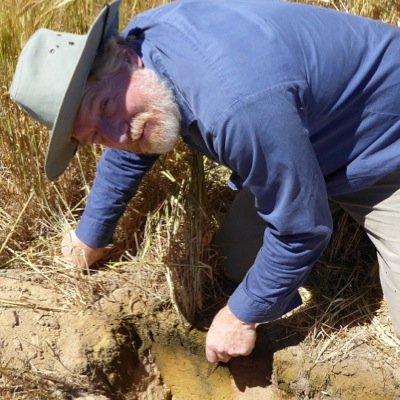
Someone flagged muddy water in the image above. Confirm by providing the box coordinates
[151,342,233,399]
[151,341,291,400]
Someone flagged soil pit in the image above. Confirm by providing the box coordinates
[0,268,399,400]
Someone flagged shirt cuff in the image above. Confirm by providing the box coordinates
[227,282,303,323]
[75,213,118,248]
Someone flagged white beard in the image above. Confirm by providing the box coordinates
[127,68,181,154]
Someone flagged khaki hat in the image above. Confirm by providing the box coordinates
[9,0,121,180]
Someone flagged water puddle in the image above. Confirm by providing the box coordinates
[151,341,290,400]
[151,342,233,400]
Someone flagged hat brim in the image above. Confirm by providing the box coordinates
[45,0,120,181]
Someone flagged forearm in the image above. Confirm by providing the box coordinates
[76,148,158,247]
[228,229,332,323]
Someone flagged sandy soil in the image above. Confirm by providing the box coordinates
[0,267,399,400]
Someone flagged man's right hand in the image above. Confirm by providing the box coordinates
[61,230,110,269]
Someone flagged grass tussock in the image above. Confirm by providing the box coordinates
[1,0,400,397]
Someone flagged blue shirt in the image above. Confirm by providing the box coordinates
[76,0,400,323]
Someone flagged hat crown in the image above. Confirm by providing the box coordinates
[10,29,86,129]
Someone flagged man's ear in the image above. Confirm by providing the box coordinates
[121,47,144,68]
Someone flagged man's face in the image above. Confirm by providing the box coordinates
[72,60,181,155]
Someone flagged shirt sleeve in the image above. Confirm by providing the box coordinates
[212,84,333,323]
[75,148,159,248]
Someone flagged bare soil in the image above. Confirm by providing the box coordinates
[0,265,399,400]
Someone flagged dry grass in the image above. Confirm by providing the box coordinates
[1,0,400,397]
[0,0,224,320]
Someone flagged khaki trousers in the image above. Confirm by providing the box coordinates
[215,171,400,335]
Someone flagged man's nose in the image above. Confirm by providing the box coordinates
[96,119,129,145]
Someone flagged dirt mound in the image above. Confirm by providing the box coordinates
[273,335,400,399]
[0,269,170,399]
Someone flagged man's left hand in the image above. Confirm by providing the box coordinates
[205,304,257,363]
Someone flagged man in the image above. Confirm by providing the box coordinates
[10,0,400,364]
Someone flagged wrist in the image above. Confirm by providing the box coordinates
[224,304,257,328]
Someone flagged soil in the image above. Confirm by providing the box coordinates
[0,266,399,400]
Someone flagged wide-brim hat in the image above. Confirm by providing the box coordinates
[9,0,121,180]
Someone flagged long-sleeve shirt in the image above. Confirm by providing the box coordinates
[76,0,400,323]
